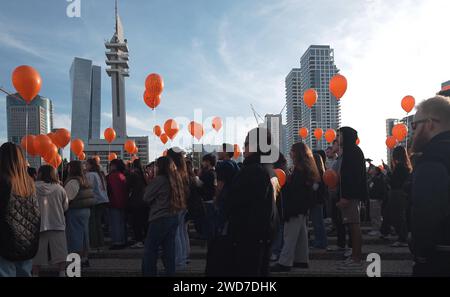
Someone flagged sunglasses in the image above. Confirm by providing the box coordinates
[411,118,440,130]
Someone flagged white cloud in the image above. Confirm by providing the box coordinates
[53,113,71,130]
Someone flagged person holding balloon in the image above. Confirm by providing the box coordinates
[271,142,320,272]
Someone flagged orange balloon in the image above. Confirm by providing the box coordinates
[21,135,37,156]
[104,128,116,143]
[145,73,164,96]
[392,124,408,142]
[71,139,84,156]
[314,128,323,140]
[108,153,118,161]
[323,169,338,189]
[356,138,360,145]
[43,143,58,162]
[143,89,161,110]
[298,128,308,139]
[78,152,86,161]
[304,88,317,108]
[160,133,169,144]
[386,136,398,149]
[48,154,62,169]
[124,140,136,154]
[274,169,286,187]
[153,125,162,137]
[47,132,59,146]
[12,65,42,103]
[233,144,240,160]
[34,134,53,157]
[329,74,347,100]
[324,129,336,143]
[164,119,179,140]
[54,128,71,148]
[212,117,222,132]
[188,121,204,141]
[401,95,415,113]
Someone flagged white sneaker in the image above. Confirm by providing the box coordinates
[337,259,363,271]
[368,230,380,237]
[131,242,145,249]
[344,248,352,258]
[391,241,408,248]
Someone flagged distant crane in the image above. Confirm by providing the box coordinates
[250,104,264,125]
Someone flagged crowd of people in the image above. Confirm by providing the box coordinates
[0,96,449,277]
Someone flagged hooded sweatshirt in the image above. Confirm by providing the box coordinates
[35,181,69,232]
[338,127,368,201]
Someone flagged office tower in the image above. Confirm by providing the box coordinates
[6,93,53,168]
[285,68,302,156]
[299,45,340,151]
[70,57,101,144]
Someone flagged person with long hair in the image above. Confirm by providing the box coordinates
[142,157,186,276]
[311,153,328,250]
[32,165,69,277]
[271,142,320,272]
[64,161,95,267]
[0,143,40,277]
[127,159,149,249]
[86,158,109,251]
[106,159,129,250]
[387,146,412,247]
[167,148,190,270]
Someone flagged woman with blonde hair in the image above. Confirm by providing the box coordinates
[0,143,40,277]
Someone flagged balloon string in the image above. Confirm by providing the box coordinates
[153,108,156,162]
[25,105,29,163]
[406,113,409,152]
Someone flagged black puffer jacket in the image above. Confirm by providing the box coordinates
[0,180,40,261]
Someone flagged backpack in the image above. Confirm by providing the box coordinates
[0,193,40,261]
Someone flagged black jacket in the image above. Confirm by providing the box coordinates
[224,153,278,243]
[283,168,315,221]
[126,170,148,209]
[0,180,40,261]
[339,127,368,201]
[411,131,450,259]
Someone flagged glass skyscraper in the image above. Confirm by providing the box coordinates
[6,93,53,168]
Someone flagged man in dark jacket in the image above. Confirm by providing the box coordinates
[222,128,279,276]
[410,96,450,276]
[336,127,368,270]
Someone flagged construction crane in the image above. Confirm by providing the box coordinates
[250,104,264,125]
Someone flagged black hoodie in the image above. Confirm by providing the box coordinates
[338,127,368,201]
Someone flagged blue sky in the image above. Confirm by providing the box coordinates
[1,0,450,162]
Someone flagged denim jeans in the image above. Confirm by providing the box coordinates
[271,224,284,257]
[66,208,91,253]
[175,210,189,269]
[0,256,32,277]
[108,208,127,245]
[142,215,179,276]
[311,205,328,249]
